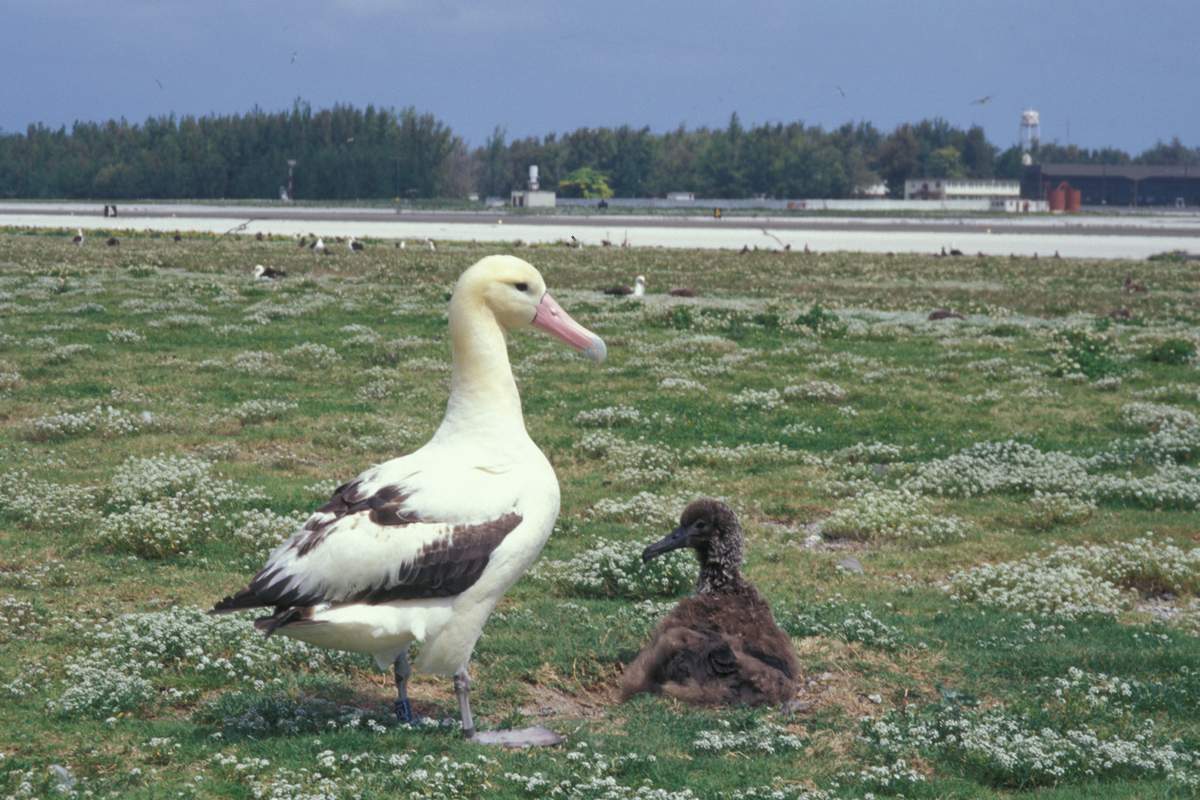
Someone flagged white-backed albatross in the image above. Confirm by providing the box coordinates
[212,255,606,746]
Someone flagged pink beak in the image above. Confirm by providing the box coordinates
[531,292,607,363]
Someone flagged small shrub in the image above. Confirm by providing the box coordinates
[1026,491,1096,530]
[794,304,846,337]
[539,537,694,598]
[1048,328,1119,379]
[1146,338,1197,365]
[822,490,969,545]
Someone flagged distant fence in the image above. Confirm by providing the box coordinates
[552,197,994,212]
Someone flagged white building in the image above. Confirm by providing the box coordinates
[510,190,557,208]
[904,179,1020,200]
[990,198,1049,213]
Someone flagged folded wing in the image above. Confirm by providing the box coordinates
[212,464,522,615]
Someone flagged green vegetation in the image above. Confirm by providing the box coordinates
[1,230,1198,798]
[557,166,615,199]
[3,103,1198,201]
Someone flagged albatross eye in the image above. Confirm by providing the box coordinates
[514,282,529,292]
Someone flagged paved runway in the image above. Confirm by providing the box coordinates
[2,202,1198,260]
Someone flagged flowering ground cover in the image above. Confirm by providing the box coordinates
[1,228,1198,798]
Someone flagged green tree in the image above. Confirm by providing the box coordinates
[558,166,613,199]
[926,146,966,178]
[875,125,920,196]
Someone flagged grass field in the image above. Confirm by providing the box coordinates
[1,228,1198,799]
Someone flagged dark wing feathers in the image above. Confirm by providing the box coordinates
[348,513,521,603]
[210,478,522,618]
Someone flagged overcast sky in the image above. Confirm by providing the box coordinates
[1,0,1195,153]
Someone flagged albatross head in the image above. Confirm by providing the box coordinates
[454,255,607,363]
[253,264,265,278]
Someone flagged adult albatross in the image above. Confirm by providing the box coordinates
[212,255,606,746]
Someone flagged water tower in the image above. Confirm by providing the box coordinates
[1020,109,1040,152]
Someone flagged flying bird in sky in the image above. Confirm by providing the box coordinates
[290,51,298,64]
[971,94,993,105]
[154,78,163,90]
[835,85,846,98]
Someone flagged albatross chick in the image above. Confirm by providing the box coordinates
[621,499,800,706]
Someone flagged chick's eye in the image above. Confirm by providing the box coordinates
[514,282,529,292]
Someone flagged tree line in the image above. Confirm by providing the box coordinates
[0,102,1196,201]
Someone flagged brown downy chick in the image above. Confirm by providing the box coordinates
[621,499,800,706]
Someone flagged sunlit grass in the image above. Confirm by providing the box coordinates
[1,230,1198,798]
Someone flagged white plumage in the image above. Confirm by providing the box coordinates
[213,255,606,742]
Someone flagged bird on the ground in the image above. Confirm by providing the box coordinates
[349,237,365,252]
[71,228,84,246]
[106,237,119,247]
[253,264,287,280]
[298,237,308,248]
[668,287,697,298]
[311,238,326,254]
[603,275,646,297]
[621,499,800,707]
[568,235,581,249]
[426,238,437,252]
[397,240,406,250]
[928,308,965,321]
[740,245,751,255]
[949,247,964,257]
[173,232,182,243]
[1123,274,1147,293]
[211,256,606,746]
[1109,306,1133,321]
[256,232,265,241]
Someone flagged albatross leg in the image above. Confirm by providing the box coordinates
[453,667,475,739]
[455,666,564,748]
[393,650,417,724]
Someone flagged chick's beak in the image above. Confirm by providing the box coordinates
[531,292,607,363]
[642,525,690,563]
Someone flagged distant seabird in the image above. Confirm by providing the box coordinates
[603,275,645,297]
[426,238,437,252]
[311,237,326,254]
[72,228,84,246]
[106,237,119,247]
[253,264,287,280]
[349,237,365,251]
